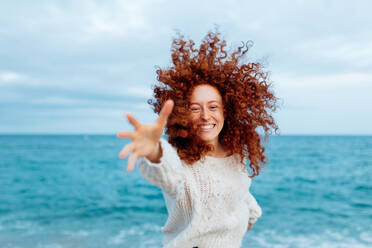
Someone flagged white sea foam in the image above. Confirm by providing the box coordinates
[14,220,34,229]
[108,223,162,245]
[360,232,372,243]
[63,229,90,237]
[108,230,127,245]
[35,236,87,248]
[12,220,43,234]
[1,244,22,248]
[36,243,64,248]
[139,239,163,248]
[245,229,372,248]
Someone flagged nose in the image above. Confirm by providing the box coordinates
[201,108,210,120]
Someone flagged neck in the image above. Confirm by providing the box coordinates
[206,140,228,158]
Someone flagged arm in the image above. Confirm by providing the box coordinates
[117,100,184,196]
[117,99,174,172]
[245,190,262,225]
[137,138,184,197]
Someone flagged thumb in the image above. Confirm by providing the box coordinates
[157,100,174,127]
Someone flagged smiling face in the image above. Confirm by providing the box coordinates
[189,84,225,146]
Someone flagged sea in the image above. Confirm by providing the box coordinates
[0,135,371,248]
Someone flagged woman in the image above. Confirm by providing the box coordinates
[118,31,278,248]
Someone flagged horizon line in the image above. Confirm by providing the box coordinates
[0,133,371,136]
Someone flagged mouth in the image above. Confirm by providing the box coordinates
[199,124,216,131]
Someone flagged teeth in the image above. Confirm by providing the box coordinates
[201,124,215,130]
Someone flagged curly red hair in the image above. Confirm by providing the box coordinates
[148,30,279,177]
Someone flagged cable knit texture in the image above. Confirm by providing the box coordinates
[137,139,262,248]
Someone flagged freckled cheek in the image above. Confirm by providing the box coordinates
[190,114,199,123]
[189,115,202,127]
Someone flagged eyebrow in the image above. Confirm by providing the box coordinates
[190,100,221,104]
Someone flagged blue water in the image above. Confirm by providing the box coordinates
[0,135,371,248]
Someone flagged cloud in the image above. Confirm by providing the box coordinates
[0,71,23,83]
[292,36,372,71]
[271,71,372,134]
[0,0,371,134]
[274,72,372,110]
[276,72,372,88]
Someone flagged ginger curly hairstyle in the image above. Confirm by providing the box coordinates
[148,30,279,177]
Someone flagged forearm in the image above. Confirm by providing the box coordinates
[138,139,184,197]
[145,141,162,163]
[245,191,262,224]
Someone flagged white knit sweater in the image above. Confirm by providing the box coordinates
[137,139,262,248]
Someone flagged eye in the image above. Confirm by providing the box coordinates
[209,105,218,110]
[190,106,201,112]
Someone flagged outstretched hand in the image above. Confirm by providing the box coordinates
[248,223,253,231]
[117,100,174,172]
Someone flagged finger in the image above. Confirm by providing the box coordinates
[248,223,253,230]
[157,100,174,127]
[117,131,134,139]
[126,113,141,129]
[119,143,134,159]
[127,153,138,172]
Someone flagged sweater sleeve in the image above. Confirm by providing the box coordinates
[245,190,262,224]
[137,138,184,198]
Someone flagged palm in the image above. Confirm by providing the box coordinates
[131,123,162,156]
[117,100,174,172]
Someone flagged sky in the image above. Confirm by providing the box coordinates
[1,0,371,135]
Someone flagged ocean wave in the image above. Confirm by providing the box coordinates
[245,229,372,248]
